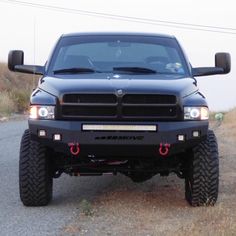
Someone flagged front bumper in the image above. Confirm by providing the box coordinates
[29,120,208,158]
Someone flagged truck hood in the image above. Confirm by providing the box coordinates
[38,73,198,99]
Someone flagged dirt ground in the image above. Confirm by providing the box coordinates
[62,119,236,236]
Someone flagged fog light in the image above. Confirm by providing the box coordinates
[38,130,46,137]
[53,134,61,141]
[178,134,185,142]
[193,131,200,138]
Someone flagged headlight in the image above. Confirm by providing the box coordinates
[29,106,55,119]
[184,107,209,120]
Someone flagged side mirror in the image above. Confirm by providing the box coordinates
[192,52,231,77]
[8,50,24,71]
[8,50,44,75]
[215,52,231,74]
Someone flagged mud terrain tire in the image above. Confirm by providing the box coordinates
[19,129,53,206]
[185,130,219,206]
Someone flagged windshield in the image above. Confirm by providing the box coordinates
[48,35,189,76]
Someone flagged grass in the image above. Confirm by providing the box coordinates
[0,90,15,115]
[224,108,236,124]
[0,62,38,116]
[214,108,236,138]
[79,199,94,216]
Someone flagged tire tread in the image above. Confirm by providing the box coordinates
[185,130,219,206]
[19,130,52,206]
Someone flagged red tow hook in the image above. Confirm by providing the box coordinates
[68,142,80,156]
[159,143,171,157]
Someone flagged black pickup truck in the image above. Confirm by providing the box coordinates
[8,32,230,206]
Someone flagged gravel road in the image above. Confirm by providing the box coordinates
[0,120,115,236]
[1,120,236,236]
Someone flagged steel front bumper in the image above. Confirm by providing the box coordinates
[29,120,208,157]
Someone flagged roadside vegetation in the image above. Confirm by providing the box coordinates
[0,62,38,116]
[217,108,236,142]
[210,108,236,138]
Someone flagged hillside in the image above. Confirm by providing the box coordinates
[0,63,38,116]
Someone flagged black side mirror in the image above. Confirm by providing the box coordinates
[8,50,24,71]
[192,52,231,77]
[215,52,231,74]
[8,50,44,75]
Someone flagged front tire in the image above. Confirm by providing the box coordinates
[185,130,219,206]
[19,130,53,206]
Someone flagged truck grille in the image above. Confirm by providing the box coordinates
[60,94,179,120]
[63,94,117,104]
[122,94,176,104]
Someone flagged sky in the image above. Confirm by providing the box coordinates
[0,0,235,111]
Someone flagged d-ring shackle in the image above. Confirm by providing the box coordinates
[68,142,80,156]
[159,143,171,156]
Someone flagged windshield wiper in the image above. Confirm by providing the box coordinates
[53,67,99,74]
[113,67,157,74]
